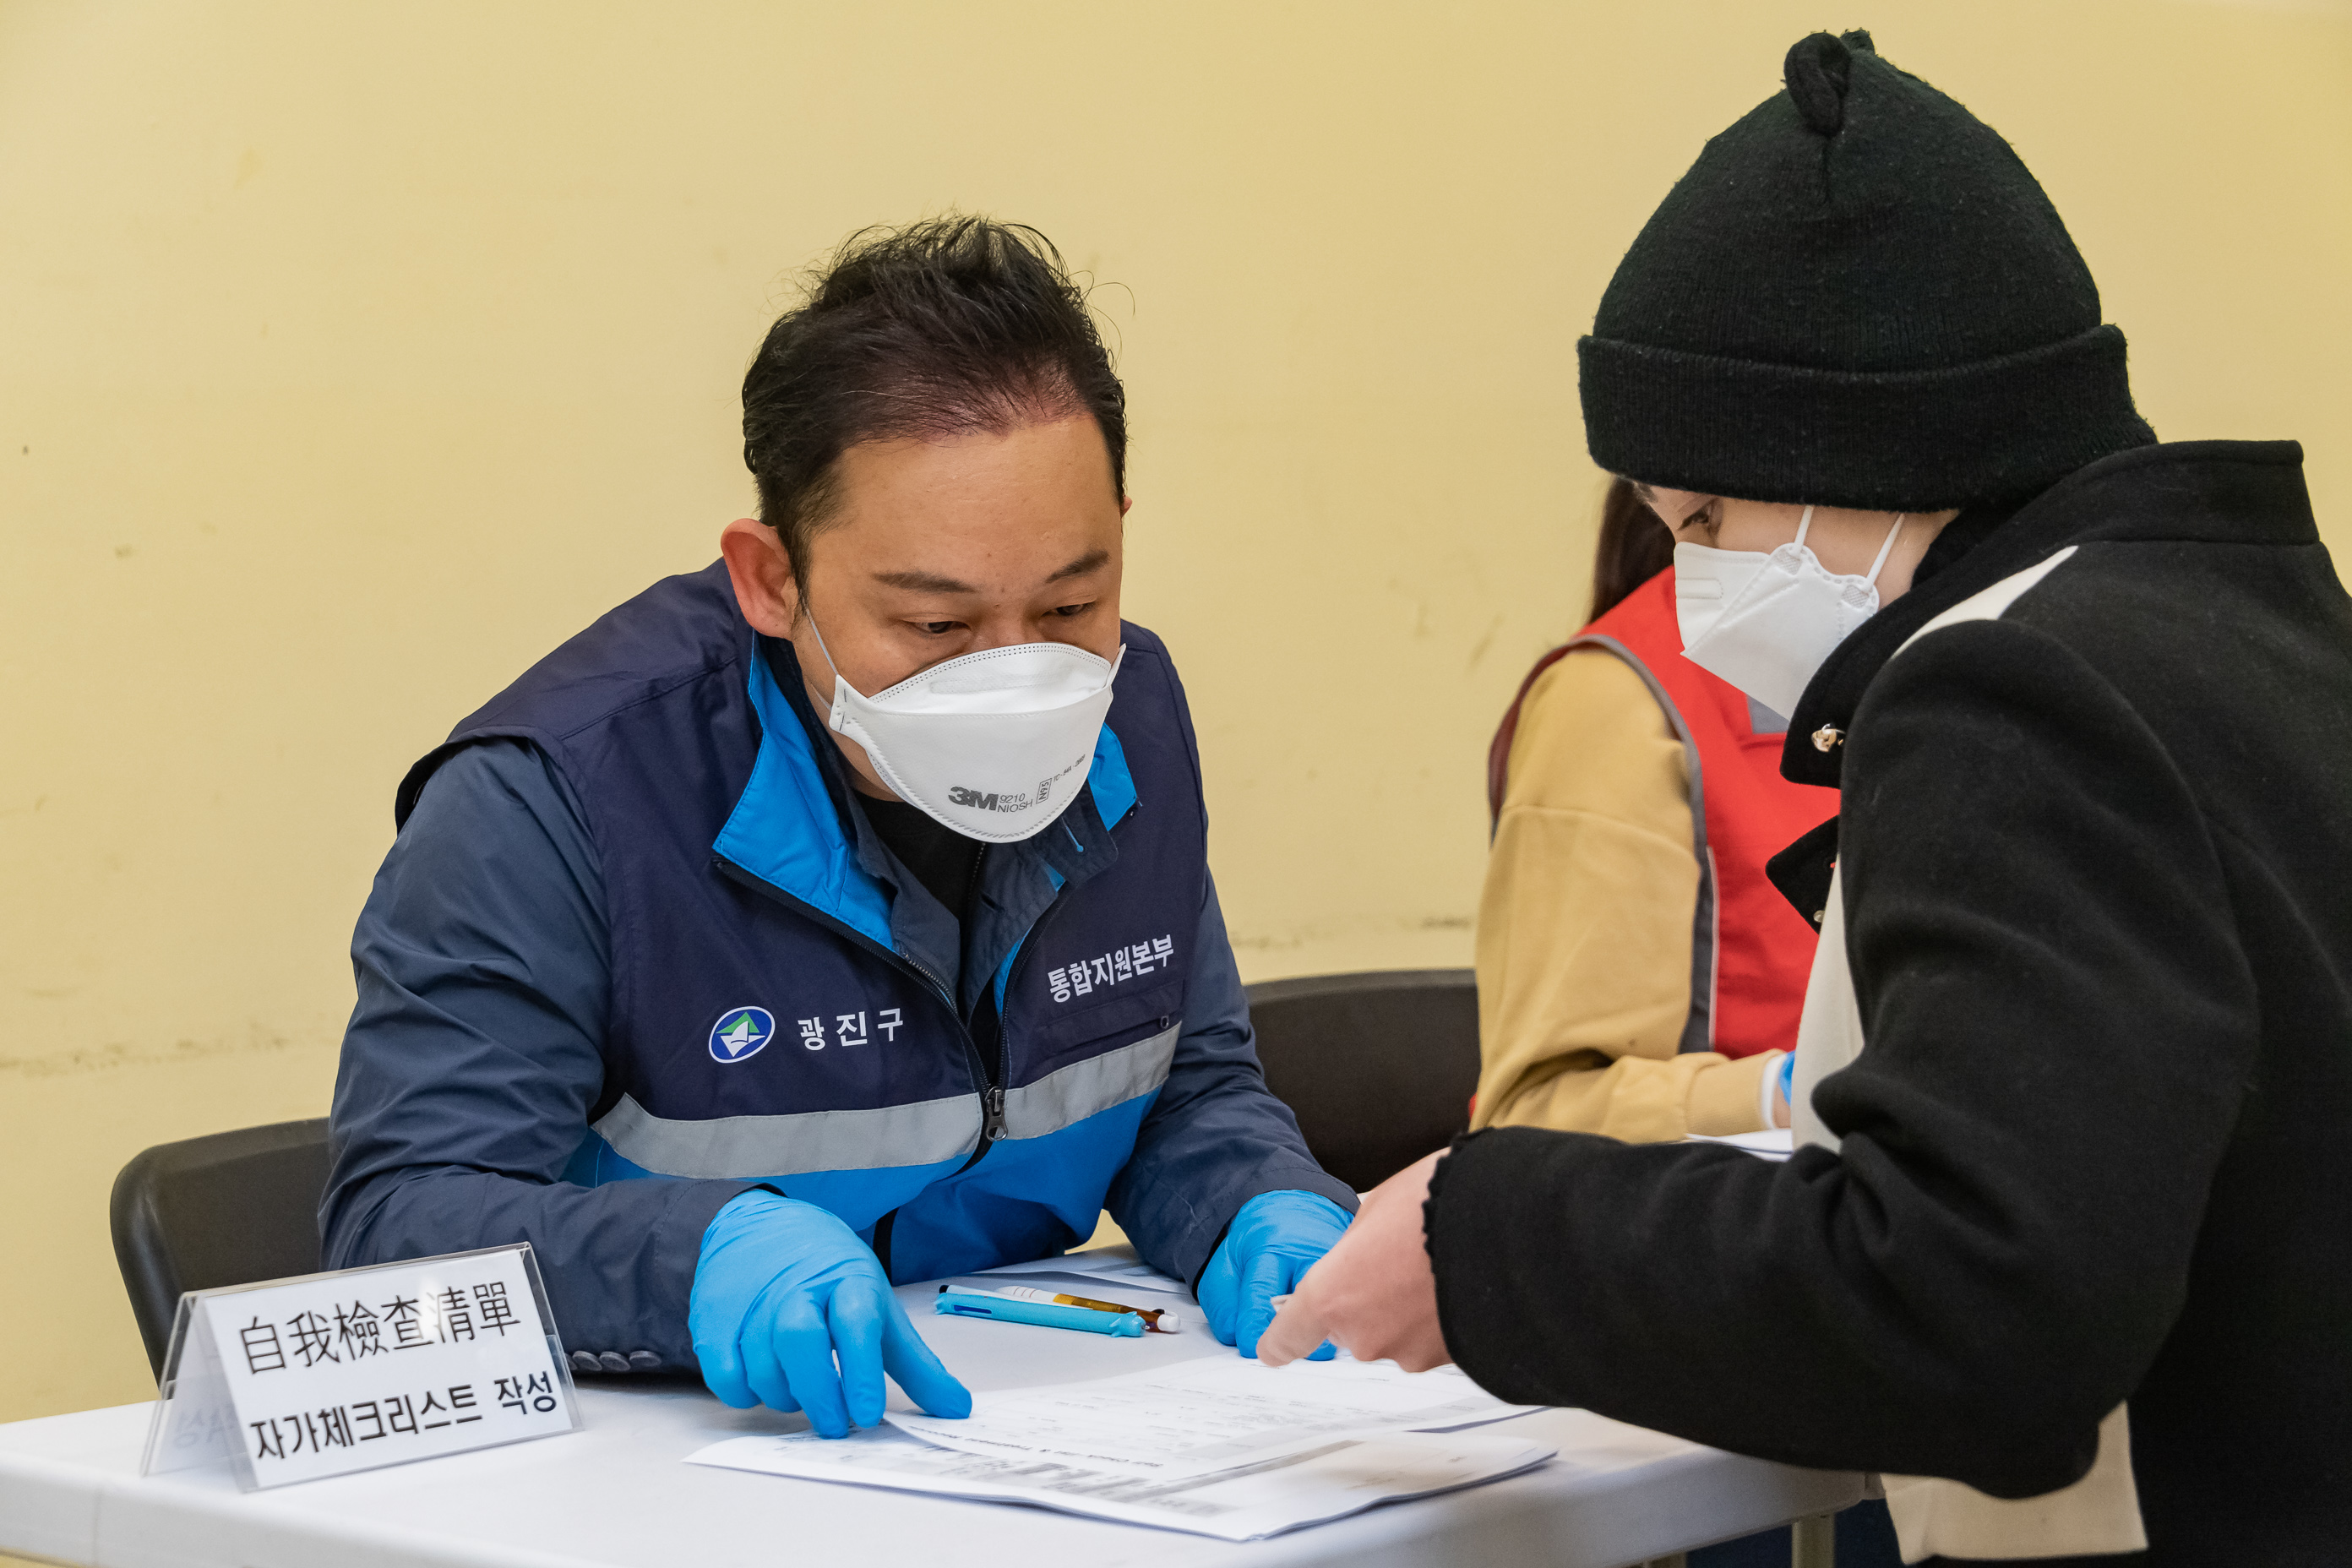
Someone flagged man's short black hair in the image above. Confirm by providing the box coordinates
[742,216,1126,579]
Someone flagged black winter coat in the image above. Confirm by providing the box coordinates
[1428,441,2352,1565]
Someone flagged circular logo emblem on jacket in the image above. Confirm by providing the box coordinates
[708,1006,775,1064]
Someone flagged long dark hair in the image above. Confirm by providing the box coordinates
[1587,476,1674,623]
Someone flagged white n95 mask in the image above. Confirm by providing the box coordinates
[1674,506,1907,721]
[803,612,1124,844]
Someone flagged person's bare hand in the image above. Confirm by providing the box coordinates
[1256,1150,1451,1371]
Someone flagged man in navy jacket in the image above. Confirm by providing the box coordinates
[324,218,1356,1436]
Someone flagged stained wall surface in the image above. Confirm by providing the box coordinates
[4,0,2348,1426]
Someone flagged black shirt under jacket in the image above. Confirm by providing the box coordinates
[856,792,987,922]
[1424,440,2352,1565]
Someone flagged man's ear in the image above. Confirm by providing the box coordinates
[720,518,800,638]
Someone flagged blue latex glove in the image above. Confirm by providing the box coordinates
[689,1191,972,1437]
[1196,1190,1353,1361]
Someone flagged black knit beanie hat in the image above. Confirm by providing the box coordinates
[1579,30,2154,511]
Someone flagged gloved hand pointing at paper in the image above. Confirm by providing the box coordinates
[1197,1190,1353,1360]
[689,1191,972,1437]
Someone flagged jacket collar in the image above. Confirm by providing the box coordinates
[1779,439,2314,787]
[715,633,1136,1006]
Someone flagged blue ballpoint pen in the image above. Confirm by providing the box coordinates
[934,1287,1146,1337]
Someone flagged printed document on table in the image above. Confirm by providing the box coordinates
[885,1353,1542,1478]
[687,1356,1550,1541]
[687,1421,1553,1543]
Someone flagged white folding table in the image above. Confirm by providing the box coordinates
[0,1263,1859,1568]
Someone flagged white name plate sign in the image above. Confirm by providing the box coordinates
[142,1243,581,1489]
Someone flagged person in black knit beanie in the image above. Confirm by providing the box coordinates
[1260,29,2352,1568]
[1582,29,2153,510]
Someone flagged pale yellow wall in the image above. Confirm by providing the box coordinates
[3,0,2346,1434]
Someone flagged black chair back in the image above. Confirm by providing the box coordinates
[111,1118,333,1376]
[1245,968,1480,1192]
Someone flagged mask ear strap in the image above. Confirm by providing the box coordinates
[797,596,856,721]
[1864,514,1908,585]
[1793,504,1816,547]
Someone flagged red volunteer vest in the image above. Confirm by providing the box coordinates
[1488,568,1837,1059]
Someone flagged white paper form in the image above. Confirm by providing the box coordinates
[686,1421,1554,1543]
[885,1353,1540,1479]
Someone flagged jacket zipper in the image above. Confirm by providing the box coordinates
[966,840,1003,1134]
[713,852,1033,1172]
[966,863,1079,1154]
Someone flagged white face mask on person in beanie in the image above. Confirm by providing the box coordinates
[803,606,1124,844]
[1674,506,1907,720]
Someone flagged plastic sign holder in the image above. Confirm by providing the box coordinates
[141,1243,580,1489]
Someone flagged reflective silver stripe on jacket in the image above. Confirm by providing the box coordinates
[589,1021,1180,1179]
[999,1022,1180,1141]
[591,1093,983,1179]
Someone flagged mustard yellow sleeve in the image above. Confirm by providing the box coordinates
[1471,649,1778,1141]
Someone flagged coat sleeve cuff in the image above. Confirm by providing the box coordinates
[644,1179,766,1371]
[1422,1128,1596,1404]
[1690,1051,1780,1137]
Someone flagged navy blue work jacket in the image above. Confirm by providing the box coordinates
[323,562,1351,1370]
